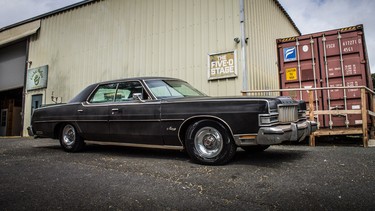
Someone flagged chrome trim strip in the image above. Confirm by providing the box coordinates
[85,80,157,105]
[109,119,160,122]
[257,117,307,127]
[139,80,156,100]
[162,98,271,104]
[35,103,75,110]
[34,119,167,123]
[34,120,85,123]
[85,140,184,150]
[141,79,158,100]
[161,119,185,122]
[82,101,161,107]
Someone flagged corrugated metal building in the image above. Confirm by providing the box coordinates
[0,0,300,136]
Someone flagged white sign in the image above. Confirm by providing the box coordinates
[208,51,237,80]
[27,65,48,91]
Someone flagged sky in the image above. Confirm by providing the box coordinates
[278,0,375,73]
[0,0,374,73]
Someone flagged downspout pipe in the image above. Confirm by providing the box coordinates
[240,0,249,94]
[21,38,30,137]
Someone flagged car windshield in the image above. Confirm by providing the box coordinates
[145,80,206,99]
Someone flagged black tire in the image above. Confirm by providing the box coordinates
[241,145,270,153]
[185,120,237,165]
[59,124,84,152]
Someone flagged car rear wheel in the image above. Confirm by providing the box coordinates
[59,124,84,152]
[241,145,270,153]
[185,120,236,165]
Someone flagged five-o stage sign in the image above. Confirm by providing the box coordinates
[208,51,237,80]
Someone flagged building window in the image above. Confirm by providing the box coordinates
[1,110,6,127]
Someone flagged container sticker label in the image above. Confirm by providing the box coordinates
[355,120,362,125]
[352,105,360,110]
[285,68,297,81]
[283,46,296,62]
[302,45,309,52]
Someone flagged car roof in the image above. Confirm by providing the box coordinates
[95,77,182,85]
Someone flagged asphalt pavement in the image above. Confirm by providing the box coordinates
[0,137,374,210]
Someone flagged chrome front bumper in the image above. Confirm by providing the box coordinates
[27,126,35,137]
[256,120,317,145]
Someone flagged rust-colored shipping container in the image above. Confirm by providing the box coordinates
[277,25,372,128]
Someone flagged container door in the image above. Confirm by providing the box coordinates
[278,37,323,127]
[319,31,368,127]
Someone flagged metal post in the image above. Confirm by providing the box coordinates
[309,90,316,146]
[310,37,319,128]
[240,0,249,93]
[322,35,333,129]
[361,88,368,147]
[338,32,349,128]
[296,39,302,100]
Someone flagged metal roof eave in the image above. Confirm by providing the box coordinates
[273,0,301,35]
[1,0,301,36]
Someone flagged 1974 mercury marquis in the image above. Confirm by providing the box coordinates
[28,77,317,165]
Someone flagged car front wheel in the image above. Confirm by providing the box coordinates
[185,120,236,165]
[59,124,84,152]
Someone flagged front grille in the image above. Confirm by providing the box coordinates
[278,105,298,123]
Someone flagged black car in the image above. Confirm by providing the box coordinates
[28,77,317,165]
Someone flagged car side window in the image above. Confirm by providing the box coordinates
[89,83,118,103]
[115,81,150,102]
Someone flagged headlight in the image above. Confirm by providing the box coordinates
[260,116,272,124]
[259,114,278,126]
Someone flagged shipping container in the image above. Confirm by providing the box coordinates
[277,25,372,128]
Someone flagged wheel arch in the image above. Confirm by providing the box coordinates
[178,115,234,146]
[53,122,81,139]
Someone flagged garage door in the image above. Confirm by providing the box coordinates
[0,41,27,91]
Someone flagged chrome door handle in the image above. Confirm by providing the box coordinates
[77,109,83,113]
[111,108,119,114]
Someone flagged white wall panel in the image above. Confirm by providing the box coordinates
[245,0,299,92]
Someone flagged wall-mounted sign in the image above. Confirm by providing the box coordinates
[285,67,297,81]
[208,51,237,80]
[26,65,48,91]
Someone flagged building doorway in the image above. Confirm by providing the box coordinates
[0,109,7,136]
[0,88,23,136]
[31,94,43,117]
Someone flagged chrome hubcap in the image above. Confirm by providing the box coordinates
[62,125,76,146]
[194,127,223,158]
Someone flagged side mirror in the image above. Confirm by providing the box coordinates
[132,93,145,103]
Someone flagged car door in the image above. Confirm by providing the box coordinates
[108,81,163,145]
[75,83,117,141]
